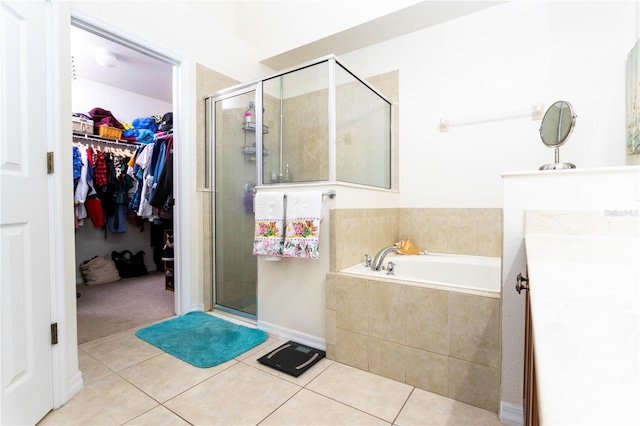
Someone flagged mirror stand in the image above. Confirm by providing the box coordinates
[539,147,576,170]
[538,100,576,170]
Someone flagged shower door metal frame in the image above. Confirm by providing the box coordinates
[207,82,264,319]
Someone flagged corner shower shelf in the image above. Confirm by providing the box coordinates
[242,122,269,134]
[243,145,269,163]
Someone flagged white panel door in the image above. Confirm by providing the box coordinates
[0,1,54,424]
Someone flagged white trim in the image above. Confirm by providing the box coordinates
[66,371,83,403]
[70,10,179,66]
[173,59,193,316]
[500,401,524,426]
[191,303,205,313]
[67,10,188,315]
[257,320,326,351]
[46,0,72,410]
[58,5,192,402]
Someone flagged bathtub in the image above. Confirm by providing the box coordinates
[328,251,502,410]
[340,252,501,295]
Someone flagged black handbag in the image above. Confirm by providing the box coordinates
[111,250,148,278]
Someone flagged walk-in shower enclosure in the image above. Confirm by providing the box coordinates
[206,55,392,318]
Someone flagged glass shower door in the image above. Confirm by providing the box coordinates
[213,89,259,318]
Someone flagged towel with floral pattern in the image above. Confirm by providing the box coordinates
[253,192,285,257]
[283,191,322,259]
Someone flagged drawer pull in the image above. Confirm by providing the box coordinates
[516,272,529,294]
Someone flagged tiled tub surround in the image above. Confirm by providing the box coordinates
[330,208,502,272]
[325,272,501,413]
[327,207,502,412]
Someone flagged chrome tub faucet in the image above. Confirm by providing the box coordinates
[371,246,397,271]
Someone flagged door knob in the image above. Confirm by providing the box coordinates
[516,272,529,294]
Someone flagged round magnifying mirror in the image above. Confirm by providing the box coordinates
[539,101,576,170]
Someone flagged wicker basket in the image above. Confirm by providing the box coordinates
[98,125,123,140]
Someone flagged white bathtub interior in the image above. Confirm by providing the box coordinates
[340,252,501,294]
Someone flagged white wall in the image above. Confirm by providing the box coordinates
[339,1,637,208]
[70,1,273,84]
[232,0,422,60]
[72,78,172,123]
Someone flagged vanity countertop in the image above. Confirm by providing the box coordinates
[525,233,639,425]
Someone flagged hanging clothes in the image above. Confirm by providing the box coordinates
[135,142,157,219]
[150,145,173,219]
[72,132,173,234]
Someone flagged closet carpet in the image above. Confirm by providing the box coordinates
[76,272,175,344]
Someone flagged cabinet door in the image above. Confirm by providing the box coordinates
[522,273,538,426]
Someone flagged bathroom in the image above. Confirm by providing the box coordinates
[200,0,637,419]
[12,1,638,424]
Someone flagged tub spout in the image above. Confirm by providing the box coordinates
[371,246,398,271]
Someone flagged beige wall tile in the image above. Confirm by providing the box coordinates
[326,271,501,412]
[405,286,449,355]
[335,275,368,334]
[366,71,399,192]
[405,347,448,396]
[368,281,405,344]
[331,208,399,271]
[326,309,337,346]
[448,358,499,413]
[398,208,502,257]
[368,337,406,383]
[326,343,336,360]
[325,273,336,310]
[334,329,368,371]
[449,293,500,368]
[197,63,239,311]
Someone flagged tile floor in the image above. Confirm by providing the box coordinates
[39,312,504,426]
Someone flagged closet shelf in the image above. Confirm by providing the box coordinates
[72,132,137,146]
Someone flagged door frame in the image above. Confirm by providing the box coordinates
[50,8,195,409]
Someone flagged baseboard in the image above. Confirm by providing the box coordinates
[190,303,204,312]
[500,401,523,426]
[257,320,326,351]
[66,370,84,405]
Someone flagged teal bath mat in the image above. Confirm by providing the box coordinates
[135,311,268,368]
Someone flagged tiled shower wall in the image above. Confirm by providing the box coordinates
[330,208,502,272]
[196,63,239,311]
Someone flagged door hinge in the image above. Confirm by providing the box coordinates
[47,152,54,174]
[51,323,58,345]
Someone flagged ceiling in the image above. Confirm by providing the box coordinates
[70,25,174,103]
[70,1,502,102]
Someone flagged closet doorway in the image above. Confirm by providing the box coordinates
[71,22,177,344]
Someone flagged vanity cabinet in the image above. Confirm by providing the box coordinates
[520,272,538,426]
[502,166,640,424]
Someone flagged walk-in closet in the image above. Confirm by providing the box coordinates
[71,24,176,344]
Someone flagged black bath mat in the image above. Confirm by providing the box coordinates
[257,341,325,377]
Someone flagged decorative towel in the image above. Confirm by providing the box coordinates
[253,192,285,257]
[283,191,322,259]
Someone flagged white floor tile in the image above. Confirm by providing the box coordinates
[40,315,505,426]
